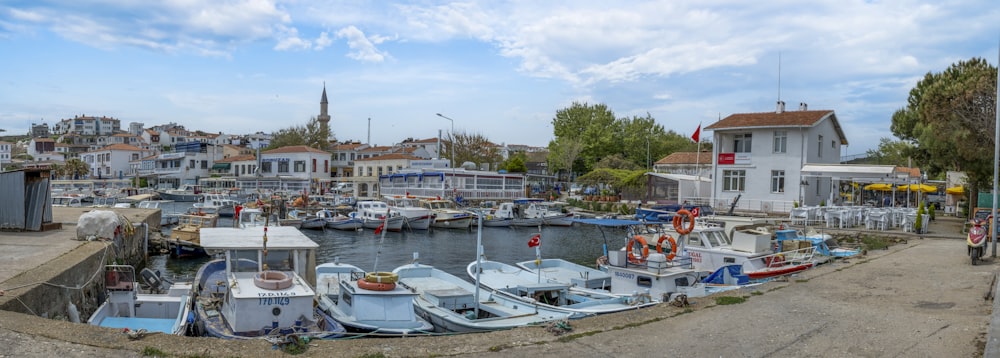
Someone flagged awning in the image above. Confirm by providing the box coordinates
[897,184,937,193]
[946,186,965,195]
[211,163,231,170]
[863,183,893,191]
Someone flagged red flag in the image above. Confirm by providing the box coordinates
[375,222,385,235]
[528,234,540,248]
[691,124,702,143]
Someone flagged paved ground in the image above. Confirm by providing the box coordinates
[0,211,995,357]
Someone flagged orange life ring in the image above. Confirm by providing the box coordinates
[627,235,650,264]
[357,278,396,291]
[656,235,678,261]
[673,209,695,235]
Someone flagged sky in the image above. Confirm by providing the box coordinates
[0,1,997,157]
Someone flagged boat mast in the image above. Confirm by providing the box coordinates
[473,209,483,318]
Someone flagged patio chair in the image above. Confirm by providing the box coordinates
[865,212,889,231]
[789,208,808,226]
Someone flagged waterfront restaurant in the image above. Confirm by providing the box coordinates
[379,167,527,202]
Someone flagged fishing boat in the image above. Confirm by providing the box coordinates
[418,197,473,229]
[468,260,657,315]
[515,258,613,290]
[156,184,203,202]
[193,193,239,217]
[316,209,362,230]
[523,200,575,226]
[384,195,434,230]
[393,261,574,332]
[485,201,544,227]
[775,229,863,258]
[288,209,326,230]
[355,200,405,232]
[191,225,345,339]
[315,260,434,335]
[87,265,193,336]
[167,211,219,258]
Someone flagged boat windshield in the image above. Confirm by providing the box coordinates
[703,230,731,247]
[823,238,840,249]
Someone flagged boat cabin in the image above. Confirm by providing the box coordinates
[199,226,319,334]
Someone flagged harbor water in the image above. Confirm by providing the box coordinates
[151,202,622,282]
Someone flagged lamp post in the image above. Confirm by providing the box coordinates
[435,113,455,169]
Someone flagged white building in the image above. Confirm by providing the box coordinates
[81,143,146,179]
[0,141,12,170]
[354,153,423,198]
[52,115,121,136]
[152,142,222,188]
[705,102,848,212]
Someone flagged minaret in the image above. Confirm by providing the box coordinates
[318,83,331,139]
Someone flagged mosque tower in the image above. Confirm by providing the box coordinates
[318,83,331,138]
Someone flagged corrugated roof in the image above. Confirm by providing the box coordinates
[216,154,256,163]
[355,153,421,161]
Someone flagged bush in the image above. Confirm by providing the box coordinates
[928,204,936,221]
[915,201,926,233]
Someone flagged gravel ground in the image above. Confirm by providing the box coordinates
[0,216,994,357]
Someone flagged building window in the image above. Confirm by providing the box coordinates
[771,170,785,193]
[201,161,207,169]
[294,160,305,173]
[818,135,823,158]
[312,158,316,173]
[278,161,289,173]
[262,161,272,173]
[734,134,752,153]
[367,166,373,177]
[723,170,746,191]
[773,131,787,153]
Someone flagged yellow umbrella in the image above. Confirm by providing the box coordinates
[863,183,893,191]
[946,186,964,195]
[897,183,937,193]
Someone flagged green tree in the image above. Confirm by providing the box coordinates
[63,158,91,179]
[547,137,583,181]
[865,137,917,166]
[267,117,331,150]
[447,130,502,169]
[890,58,997,215]
[549,102,621,174]
[499,152,528,173]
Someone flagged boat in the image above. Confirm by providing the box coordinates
[522,200,575,226]
[51,195,84,207]
[384,195,434,230]
[319,210,364,231]
[393,261,574,332]
[166,212,219,258]
[515,258,613,291]
[468,260,657,315]
[355,200,405,232]
[87,265,193,336]
[194,193,239,217]
[671,215,817,280]
[156,184,204,202]
[418,197,473,229]
[191,225,345,339]
[137,200,179,226]
[484,201,544,227]
[775,229,864,258]
[288,209,326,230]
[315,260,434,335]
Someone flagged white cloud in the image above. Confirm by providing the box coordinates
[314,31,332,50]
[335,26,388,63]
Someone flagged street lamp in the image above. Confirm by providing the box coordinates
[436,113,455,169]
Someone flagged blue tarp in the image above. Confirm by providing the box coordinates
[701,264,749,285]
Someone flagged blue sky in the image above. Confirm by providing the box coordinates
[1,1,997,156]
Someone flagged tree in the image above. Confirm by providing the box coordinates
[267,117,332,150]
[549,102,621,174]
[547,137,583,181]
[499,152,527,173]
[446,130,502,169]
[63,158,91,179]
[865,137,917,167]
[890,58,997,215]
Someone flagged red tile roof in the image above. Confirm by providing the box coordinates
[705,109,847,145]
[262,145,330,155]
[655,152,715,165]
[217,154,256,163]
[98,143,143,151]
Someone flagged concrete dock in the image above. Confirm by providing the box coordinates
[0,208,997,357]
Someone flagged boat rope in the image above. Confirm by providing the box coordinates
[545,320,573,336]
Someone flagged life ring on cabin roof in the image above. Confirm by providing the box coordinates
[253,270,293,290]
[357,278,396,291]
[627,235,650,264]
[673,209,696,235]
[364,271,399,284]
[656,235,678,261]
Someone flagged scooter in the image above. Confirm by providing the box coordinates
[968,217,990,265]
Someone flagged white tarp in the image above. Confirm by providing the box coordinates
[76,210,121,241]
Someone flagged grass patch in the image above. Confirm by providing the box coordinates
[556,330,600,343]
[489,346,504,352]
[359,354,387,358]
[142,347,167,357]
[715,296,746,305]
[859,235,891,250]
[750,291,763,296]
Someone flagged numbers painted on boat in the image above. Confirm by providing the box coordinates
[259,297,291,306]
[614,272,635,280]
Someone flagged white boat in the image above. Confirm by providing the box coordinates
[51,195,84,207]
[393,262,574,332]
[191,226,345,339]
[515,258,613,291]
[355,200,405,232]
[418,198,473,229]
[288,209,326,230]
[316,209,364,230]
[523,200,575,226]
[468,260,657,315]
[384,195,434,230]
[87,265,193,336]
[315,260,434,335]
[156,184,204,202]
[490,201,544,227]
[194,193,239,217]
[138,200,178,226]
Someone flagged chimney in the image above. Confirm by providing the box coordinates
[776,101,785,113]
[799,102,808,111]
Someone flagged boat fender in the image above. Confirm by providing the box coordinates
[655,235,678,261]
[627,235,649,264]
[673,209,695,235]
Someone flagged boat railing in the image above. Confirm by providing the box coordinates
[766,246,816,266]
